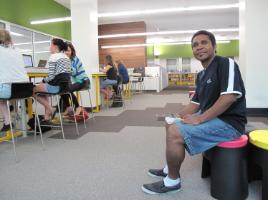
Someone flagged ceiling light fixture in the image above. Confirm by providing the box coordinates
[98,28,239,39]
[30,3,239,25]
[101,40,231,49]
[14,40,51,46]
[10,31,23,37]
[31,17,71,25]
[98,3,239,18]
[34,50,51,54]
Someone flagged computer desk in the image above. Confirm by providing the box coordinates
[22,72,106,136]
[27,72,107,115]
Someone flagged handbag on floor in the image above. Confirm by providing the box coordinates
[67,107,89,122]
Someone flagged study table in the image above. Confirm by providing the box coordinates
[18,70,106,137]
[91,73,106,112]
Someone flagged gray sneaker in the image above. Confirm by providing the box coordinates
[142,180,181,194]
[148,168,167,177]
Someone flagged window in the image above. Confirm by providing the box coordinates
[147,59,155,66]
[182,57,191,72]
[11,25,33,59]
[166,59,177,72]
[5,22,68,67]
[0,22,5,29]
[34,32,51,66]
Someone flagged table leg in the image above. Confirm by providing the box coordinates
[93,76,100,112]
[27,98,33,119]
[20,99,27,137]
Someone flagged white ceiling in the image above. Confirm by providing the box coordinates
[54,0,239,42]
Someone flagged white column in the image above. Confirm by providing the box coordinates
[239,0,268,108]
[70,0,99,108]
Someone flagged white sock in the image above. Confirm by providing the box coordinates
[163,165,168,174]
[164,176,180,187]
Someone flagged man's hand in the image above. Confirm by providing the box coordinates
[182,114,203,125]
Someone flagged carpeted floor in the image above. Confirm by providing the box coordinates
[0,90,265,200]
[50,103,185,139]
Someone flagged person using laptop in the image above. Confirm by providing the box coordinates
[100,55,118,100]
[33,38,71,121]
[59,42,90,116]
[115,58,129,84]
[0,29,28,133]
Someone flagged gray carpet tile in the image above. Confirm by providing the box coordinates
[49,102,268,140]
[0,91,265,200]
[146,90,189,95]
[248,116,268,126]
[49,103,185,139]
[0,126,261,200]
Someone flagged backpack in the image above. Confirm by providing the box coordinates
[27,115,52,134]
[111,95,123,107]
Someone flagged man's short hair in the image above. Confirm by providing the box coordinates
[191,30,216,47]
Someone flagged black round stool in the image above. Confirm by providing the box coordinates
[201,135,248,200]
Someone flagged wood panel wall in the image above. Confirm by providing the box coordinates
[98,21,146,68]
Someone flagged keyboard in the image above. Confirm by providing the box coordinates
[25,67,48,73]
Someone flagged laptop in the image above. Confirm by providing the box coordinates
[23,54,33,68]
[38,60,47,68]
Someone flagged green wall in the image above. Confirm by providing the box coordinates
[0,0,71,40]
[147,40,239,59]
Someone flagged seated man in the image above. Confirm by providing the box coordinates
[142,30,247,194]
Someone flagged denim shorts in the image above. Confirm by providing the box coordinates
[101,79,117,88]
[45,83,60,94]
[0,83,11,99]
[174,117,242,156]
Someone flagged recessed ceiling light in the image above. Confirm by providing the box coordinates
[98,28,239,39]
[101,40,231,49]
[10,31,23,37]
[31,17,71,25]
[30,3,239,24]
[98,4,239,18]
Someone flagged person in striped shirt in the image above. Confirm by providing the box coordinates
[33,38,71,121]
[60,42,90,116]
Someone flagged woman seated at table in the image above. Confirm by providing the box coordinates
[60,42,90,116]
[33,38,71,121]
[100,55,118,99]
[115,58,129,84]
[0,29,28,132]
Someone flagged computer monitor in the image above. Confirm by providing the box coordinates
[23,54,33,68]
[38,60,47,68]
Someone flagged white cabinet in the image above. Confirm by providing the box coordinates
[128,66,168,92]
[143,76,160,92]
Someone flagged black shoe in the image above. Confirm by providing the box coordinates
[142,180,181,194]
[1,124,11,132]
[148,168,167,177]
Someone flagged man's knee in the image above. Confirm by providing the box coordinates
[166,124,184,145]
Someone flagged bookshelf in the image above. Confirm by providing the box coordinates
[168,72,197,86]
